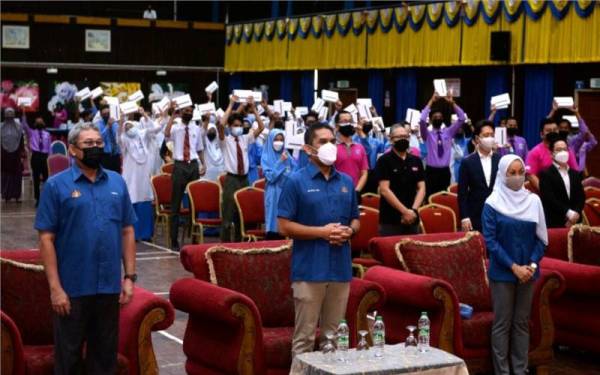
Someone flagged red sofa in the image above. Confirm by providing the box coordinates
[172,240,385,375]
[0,250,175,375]
[365,232,565,374]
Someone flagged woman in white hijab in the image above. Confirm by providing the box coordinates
[203,123,224,181]
[482,154,547,375]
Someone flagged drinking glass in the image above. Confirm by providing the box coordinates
[356,330,370,360]
[405,325,418,356]
[321,331,336,362]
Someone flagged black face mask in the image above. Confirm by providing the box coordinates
[273,120,284,130]
[362,124,373,134]
[339,125,355,137]
[545,132,559,143]
[181,113,193,123]
[507,127,518,137]
[78,146,104,169]
[35,122,45,129]
[432,119,443,128]
[207,132,217,141]
[133,113,142,122]
[393,139,410,152]
[463,125,473,137]
[243,127,250,135]
[558,130,569,141]
[101,115,110,123]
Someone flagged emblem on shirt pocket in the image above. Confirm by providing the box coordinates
[341,186,348,193]
[71,190,81,198]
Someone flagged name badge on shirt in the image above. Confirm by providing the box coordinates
[71,190,81,198]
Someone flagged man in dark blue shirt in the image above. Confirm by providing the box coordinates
[96,104,121,172]
[278,123,360,358]
[35,123,137,374]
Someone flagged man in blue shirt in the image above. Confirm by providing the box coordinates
[96,104,121,172]
[35,123,137,374]
[278,123,360,357]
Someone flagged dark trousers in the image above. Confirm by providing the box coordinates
[101,153,121,173]
[425,165,451,198]
[53,294,120,375]
[31,151,48,202]
[379,220,420,236]
[170,160,200,245]
[220,173,249,242]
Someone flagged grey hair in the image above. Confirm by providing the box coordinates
[389,123,407,135]
[68,122,100,145]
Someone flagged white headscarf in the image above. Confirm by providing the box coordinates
[485,154,548,245]
[204,123,223,166]
[122,121,148,164]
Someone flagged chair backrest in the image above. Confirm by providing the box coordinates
[583,198,600,226]
[218,173,227,189]
[584,187,600,200]
[351,206,379,255]
[582,176,600,189]
[160,163,174,175]
[50,140,67,155]
[428,192,459,229]
[47,154,69,176]
[418,204,457,234]
[447,183,458,194]
[361,193,380,210]
[252,178,266,190]
[234,187,265,226]
[151,174,172,208]
[187,180,221,217]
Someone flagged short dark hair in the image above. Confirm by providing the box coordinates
[304,123,334,145]
[540,118,556,132]
[80,109,91,119]
[506,116,518,122]
[99,104,110,111]
[558,118,572,128]
[227,113,244,125]
[302,110,319,122]
[334,110,351,124]
[549,137,567,152]
[474,120,494,136]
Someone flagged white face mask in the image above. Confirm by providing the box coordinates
[230,127,243,137]
[273,141,284,152]
[554,150,569,164]
[316,142,337,166]
[506,175,525,191]
[479,136,495,151]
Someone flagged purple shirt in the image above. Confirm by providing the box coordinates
[568,117,589,153]
[419,104,466,168]
[22,116,51,154]
[498,135,529,160]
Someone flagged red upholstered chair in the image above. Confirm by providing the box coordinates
[187,179,222,244]
[429,192,459,230]
[365,232,564,374]
[50,140,67,155]
[160,162,174,175]
[360,193,380,210]
[173,241,385,375]
[47,154,69,177]
[0,250,175,375]
[567,224,600,266]
[150,174,190,246]
[218,173,227,189]
[582,176,600,189]
[418,203,456,234]
[252,178,266,190]
[545,228,570,261]
[351,206,382,277]
[584,186,600,200]
[234,187,266,241]
[448,183,459,194]
[583,198,600,226]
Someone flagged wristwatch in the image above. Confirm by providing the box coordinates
[529,263,538,271]
[124,273,138,283]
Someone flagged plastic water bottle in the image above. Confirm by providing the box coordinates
[418,311,430,352]
[372,315,386,358]
[337,319,350,361]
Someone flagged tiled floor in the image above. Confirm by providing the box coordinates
[1,195,599,374]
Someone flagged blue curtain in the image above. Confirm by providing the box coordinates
[344,1,355,10]
[228,74,243,92]
[368,70,384,115]
[211,1,219,22]
[523,65,554,148]
[300,71,314,107]
[286,1,293,17]
[484,67,510,127]
[394,69,417,123]
[280,72,293,101]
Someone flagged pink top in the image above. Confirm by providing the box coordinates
[53,109,68,128]
[526,142,578,176]
[335,142,369,187]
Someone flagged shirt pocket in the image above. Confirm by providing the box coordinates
[102,195,123,224]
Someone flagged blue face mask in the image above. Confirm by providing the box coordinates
[231,127,243,137]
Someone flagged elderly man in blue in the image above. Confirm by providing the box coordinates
[34,123,137,374]
[278,123,360,358]
[482,154,547,375]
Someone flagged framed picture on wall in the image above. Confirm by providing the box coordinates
[2,25,30,49]
[85,29,111,52]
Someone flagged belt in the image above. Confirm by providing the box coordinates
[227,172,248,178]
[174,159,198,164]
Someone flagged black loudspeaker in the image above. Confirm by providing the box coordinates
[490,31,510,61]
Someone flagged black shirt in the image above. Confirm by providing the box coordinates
[374,151,425,224]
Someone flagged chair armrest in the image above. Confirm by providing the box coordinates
[541,257,600,297]
[118,286,175,375]
[347,277,385,347]
[170,278,266,375]
[529,269,565,361]
[1,310,25,375]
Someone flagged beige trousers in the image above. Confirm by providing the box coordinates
[291,281,351,358]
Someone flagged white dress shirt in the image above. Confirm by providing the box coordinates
[478,150,493,187]
[220,132,255,175]
[168,122,204,162]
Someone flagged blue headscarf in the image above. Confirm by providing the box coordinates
[261,129,294,181]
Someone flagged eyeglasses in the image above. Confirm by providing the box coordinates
[78,140,105,147]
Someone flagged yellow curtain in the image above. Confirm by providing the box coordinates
[225,38,288,72]
[287,36,324,70]
[367,21,460,68]
[320,32,367,69]
[460,12,524,65]
[524,6,600,63]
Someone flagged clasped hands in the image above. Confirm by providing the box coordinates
[511,263,535,284]
[322,223,354,246]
